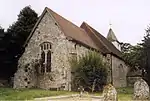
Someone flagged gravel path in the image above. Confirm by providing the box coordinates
[34,94,103,101]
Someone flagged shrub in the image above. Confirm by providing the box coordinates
[70,51,108,92]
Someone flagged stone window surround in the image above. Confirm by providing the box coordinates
[40,42,52,73]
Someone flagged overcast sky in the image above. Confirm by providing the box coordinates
[0,0,150,45]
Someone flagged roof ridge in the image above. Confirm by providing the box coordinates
[46,7,84,31]
[81,22,122,58]
[83,22,112,53]
[46,7,99,50]
[90,25,122,57]
[24,7,121,58]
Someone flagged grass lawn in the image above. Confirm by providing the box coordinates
[0,88,76,100]
[117,87,133,101]
[91,87,133,101]
[0,87,133,100]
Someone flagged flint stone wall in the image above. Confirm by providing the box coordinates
[13,9,128,90]
[13,11,90,90]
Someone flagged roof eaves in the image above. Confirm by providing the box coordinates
[68,38,99,52]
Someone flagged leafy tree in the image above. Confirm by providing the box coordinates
[122,44,143,71]
[0,26,13,79]
[141,26,150,85]
[0,27,6,65]
[7,6,38,43]
[7,6,38,58]
[70,51,108,92]
[121,42,132,53]
[5,6,38,78]
[121,26,150,85]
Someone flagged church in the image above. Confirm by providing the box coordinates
[13,7,129,90]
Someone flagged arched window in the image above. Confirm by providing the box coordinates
[50,44,51,49]
[47,44,49,50]
[46,50,51,72]
[44,44,46,50]
[41,45,43,50]
[40,42,52,73]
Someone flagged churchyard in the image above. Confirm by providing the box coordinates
[0,4,150,101]
[0,78,149,101]
[0,87,132,100]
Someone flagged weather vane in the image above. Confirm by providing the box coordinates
[109,21,112,28]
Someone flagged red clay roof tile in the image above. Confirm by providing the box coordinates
[80,22,122,58]
[25,7,122,58]
[46,7,99,50]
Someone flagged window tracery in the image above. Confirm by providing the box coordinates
[40,42,52,73]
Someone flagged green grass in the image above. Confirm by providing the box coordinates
[0,88,76,100]
[0,87,133,100]
[117,87,133,101]
[91,87,133,101]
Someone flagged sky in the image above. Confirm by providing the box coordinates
[0,0,150,45]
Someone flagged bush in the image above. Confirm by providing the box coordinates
[70,51,108,92]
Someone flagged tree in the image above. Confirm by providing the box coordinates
[70,51,108,92]
[6,6,38,78]
[7,6,38,57]
[121,25,150,85]
[0,26,10,79]
[141,26,150,85]
[121,42,132,53]
[121,43,143,71]
[7,6,38,43]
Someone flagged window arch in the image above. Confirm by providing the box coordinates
[40,42,52,73]
[40,42,52,50]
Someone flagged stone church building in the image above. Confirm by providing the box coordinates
[13,7,129,90]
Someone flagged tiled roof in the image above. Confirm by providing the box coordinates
[25,7,122,58]
[80,22,122,58]
[80,22,110,54]
[46,8,99,50]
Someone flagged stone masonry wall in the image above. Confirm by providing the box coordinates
[111,55,129,87]
[13,11,89,90]
[13,9,128,90]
